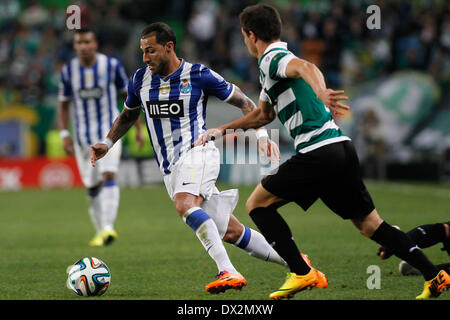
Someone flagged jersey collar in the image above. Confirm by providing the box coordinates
[258,41,289,66]
[161,59,185,81]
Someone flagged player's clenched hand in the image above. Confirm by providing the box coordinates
[377,246,393,260]
[90,143,108,167]
[258,137,281,163]
[317,89,350,118]
[193,128,224,146]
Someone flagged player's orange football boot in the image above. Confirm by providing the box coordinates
[205,271,247,294]
[301,253,328,289]
[416,270,450,299]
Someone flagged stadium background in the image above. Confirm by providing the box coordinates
[0,0,449,189]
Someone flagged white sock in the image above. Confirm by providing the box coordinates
[235,225,288,267]
[184,207,238,274]
[88,194,102,233]
[99,180,120,231]
[87,187,102,233]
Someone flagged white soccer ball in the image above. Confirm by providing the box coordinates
[66,257,111,296]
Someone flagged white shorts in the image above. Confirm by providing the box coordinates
[163,142,238,237]
[200,188,239,238]
[75,140,122,188]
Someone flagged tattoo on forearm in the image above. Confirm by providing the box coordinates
[228,87,257,115]
[108,109,140,142]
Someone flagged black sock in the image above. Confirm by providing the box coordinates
[436,263,450,275]
[249,206,311,275]
[406,223,446,248]
[442,222,450,255]
[371,221,439,280]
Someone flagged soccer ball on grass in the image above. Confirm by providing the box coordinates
[67,257,111,296]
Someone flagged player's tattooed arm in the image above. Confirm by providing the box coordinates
[119,90,144,148]
[227,86,257,116]
[90,107,140,166]
[58,100,74,155]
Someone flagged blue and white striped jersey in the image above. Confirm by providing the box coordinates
[58,53,128,147]
[125,60,235,175]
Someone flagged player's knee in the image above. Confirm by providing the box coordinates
[246,197,262,214]
[173,196,199,217]
[444,222,450,239]
[245,198,254,214]
[358,226,375,238]
[353,219,378,238]
[102,172,115,182]
[246,190,281,214]
[223,221,244,243]
[353,209,382,238]
[173,193,203,217]
[174,201,188,217]
[223,230,239,243]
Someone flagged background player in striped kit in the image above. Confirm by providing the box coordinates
[196,4,450,299]
[90,22,291,294]
[58,28,144,247]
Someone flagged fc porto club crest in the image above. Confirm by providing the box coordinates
[179,79,192,94]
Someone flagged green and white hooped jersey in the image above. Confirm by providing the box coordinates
[258,42,350,153]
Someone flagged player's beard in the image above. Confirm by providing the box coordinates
[152,58,170,77]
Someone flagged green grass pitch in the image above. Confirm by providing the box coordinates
[0,181,449,300]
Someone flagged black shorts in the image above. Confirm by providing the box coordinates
[261,140,375,220]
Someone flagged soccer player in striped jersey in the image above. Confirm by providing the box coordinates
[196,4,450,299]
[58,28,144,247]
[90,22,290,294]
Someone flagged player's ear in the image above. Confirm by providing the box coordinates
[166,41,174,53]
[248,30,257,43]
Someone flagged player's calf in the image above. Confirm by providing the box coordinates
[222,215,244,243]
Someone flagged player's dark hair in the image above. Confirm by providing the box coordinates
[141,22,177,49]
[74,27,96,39]
[239,4,282,42]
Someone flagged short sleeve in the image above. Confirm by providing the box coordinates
[124,72,142,110]
[269,52,295,80]
[114,59,128,92]
[58,65,72,101]
[259,89,271,103]
[200,66,235,101]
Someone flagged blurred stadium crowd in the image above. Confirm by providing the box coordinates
[0,0,449,182]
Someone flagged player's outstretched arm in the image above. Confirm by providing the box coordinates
[58,100,74,155]
[225,86,280,161]
[194,100,276,146]
[285,58,350,118]
[134,115,145,150]
[226,86,258,115]
[226,99,276,131]
[90,107,141,166]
